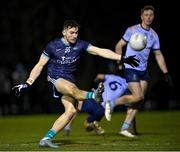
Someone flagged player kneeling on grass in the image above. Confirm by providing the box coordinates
[64,74,139,137]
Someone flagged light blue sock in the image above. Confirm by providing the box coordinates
[121,122,130,131]
[64,123,71,130]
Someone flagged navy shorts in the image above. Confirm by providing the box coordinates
[48,82,61,100]
[124,69,150,83]
[47,75,76,100]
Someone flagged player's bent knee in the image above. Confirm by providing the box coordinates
[127,108,134,115]
[133,95,144,102]
[129,100,144,110]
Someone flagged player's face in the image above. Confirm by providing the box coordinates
[63,27,79,44]
[141,10,154,27]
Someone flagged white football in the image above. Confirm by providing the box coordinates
[129,33,147,51]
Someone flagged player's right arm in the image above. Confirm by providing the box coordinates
[115,38,139,68]
[26,54,49,85]
[115,38,127,55]
[115,26,132,55]
[12,54,49,97]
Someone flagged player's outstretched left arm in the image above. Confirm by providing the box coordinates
[12,54,49,97]
[87,45,122,61]
[87,45,139,67]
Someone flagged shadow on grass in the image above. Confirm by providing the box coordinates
[53,139,100,146]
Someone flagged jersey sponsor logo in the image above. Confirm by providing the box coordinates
[57,57,78,64]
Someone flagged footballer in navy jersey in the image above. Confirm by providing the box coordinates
[12,20,140,148]
[43,38,90,83]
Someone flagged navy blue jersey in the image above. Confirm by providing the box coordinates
[43,38,90,82]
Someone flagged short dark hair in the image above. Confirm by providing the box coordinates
[141,5,155,14]
[63,20,80,30]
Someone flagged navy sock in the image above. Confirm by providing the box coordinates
[82,99,104,123]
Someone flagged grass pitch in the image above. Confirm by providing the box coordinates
[0,111,180,151]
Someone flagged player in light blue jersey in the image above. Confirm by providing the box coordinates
[12,20,139,148]
[64,73,138,137]
[100,74,128,111]
[115,5,172,137]
[83,74,129,135]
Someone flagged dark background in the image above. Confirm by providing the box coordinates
[0,0,179,115]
